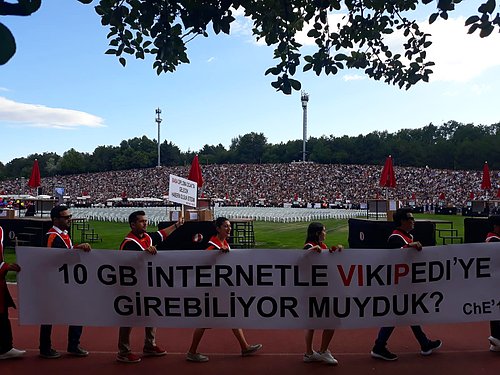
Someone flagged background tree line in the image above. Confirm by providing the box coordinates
[0,120,499,180]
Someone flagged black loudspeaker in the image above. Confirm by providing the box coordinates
[0,218,52,247]
[157,221,216,250]
[464,217,491,243]
[348,219,436,249]
[435,207,457,215]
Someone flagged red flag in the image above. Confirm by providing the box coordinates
[439,192,445,200]
[481,161,492,190]
[379,155,396,188]
[27,159,41,189]
[411,192,416,200]
[469,192,475,200]
[497,189,500,198]
[188,155,203,187]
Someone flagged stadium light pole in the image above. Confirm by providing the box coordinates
[301,91,309,162]
[155,108,162,167]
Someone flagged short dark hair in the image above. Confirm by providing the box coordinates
[214,216,229,228]
[393,207,413,226]
[50,205,69,221]
[305,222,324,243]
[129,210,146,225]
[488,215,500,227]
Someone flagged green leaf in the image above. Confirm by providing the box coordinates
[289,78,301,91]
[479,0,496,14]
[119,57,126,67]
[0,23,16,65]
[105,48,117,55]
[468,23,480,34]
[429,13,439,24]
[465,15,480,26]
[479,24,495,37]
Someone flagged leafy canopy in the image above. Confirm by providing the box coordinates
[1,0,499,93]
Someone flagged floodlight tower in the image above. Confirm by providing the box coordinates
[301,91,309,162]
[155,108,163,167]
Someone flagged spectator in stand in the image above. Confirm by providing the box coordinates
[0,226,25,360]
[186,217,262,363]
[485,215,500,352]
[39,205,92,359]
[370,208,442,361]
[302,222,343,366]
[116,210,184,363]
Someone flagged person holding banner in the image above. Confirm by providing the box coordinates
[0,226,26,360]
[117,210,184,364]
[371,208,442,361]
[303,222,343,365]
[39,205,92,359]
[186,217,262,363]
[486,215,500,352]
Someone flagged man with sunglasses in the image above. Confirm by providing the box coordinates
[39,205,91,359]
[371,207,442,361]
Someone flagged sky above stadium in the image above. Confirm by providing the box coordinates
[1,1,499,164]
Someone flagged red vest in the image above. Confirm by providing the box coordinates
[486,232,500,242]
[206,235,230,250]
[120,232,153,250]
[389,228,413,247]
[0,226,3,262]
[46,226,73,249]
[304,241,328,250]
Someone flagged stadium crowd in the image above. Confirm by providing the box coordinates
[1,162,498,208]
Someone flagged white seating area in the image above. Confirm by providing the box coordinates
[70,207,377,224]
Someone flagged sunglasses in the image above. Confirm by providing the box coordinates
[59,215,72,219]
[406,216,415,221]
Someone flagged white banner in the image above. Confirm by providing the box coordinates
[16,244,500,329]
[168,174,197,208]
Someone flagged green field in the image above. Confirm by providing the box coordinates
[2,213,466,282]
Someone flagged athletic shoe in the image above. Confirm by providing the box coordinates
[421,340,442,356]
[116,353,141,363]
[317,350,339,365]
[371,346,398,361]
[186,352,209,362]
[143,345,167,356]
[241,343,262,356]
[303,351,323,362]
[39,348,61,359]
[490,345,500,352]
[67,346,89,357]
[0,348,26,360]
[488,336,500,348]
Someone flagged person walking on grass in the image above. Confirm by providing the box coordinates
[186,217,262,363]
[302,222,343,366]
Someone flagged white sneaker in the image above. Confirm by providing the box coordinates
[0,348,26,360]
[318,350,339,365]
[303,351,323,362]
[490,345,500,352]
[488,336,500,347]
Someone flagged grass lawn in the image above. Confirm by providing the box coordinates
[2,213,467,282]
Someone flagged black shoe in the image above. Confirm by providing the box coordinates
[371,346,398,361]
[68,346,89,357]
[421,340,442,356]
[39,348,61,359]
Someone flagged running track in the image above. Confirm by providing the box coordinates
[3,284,498,375]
